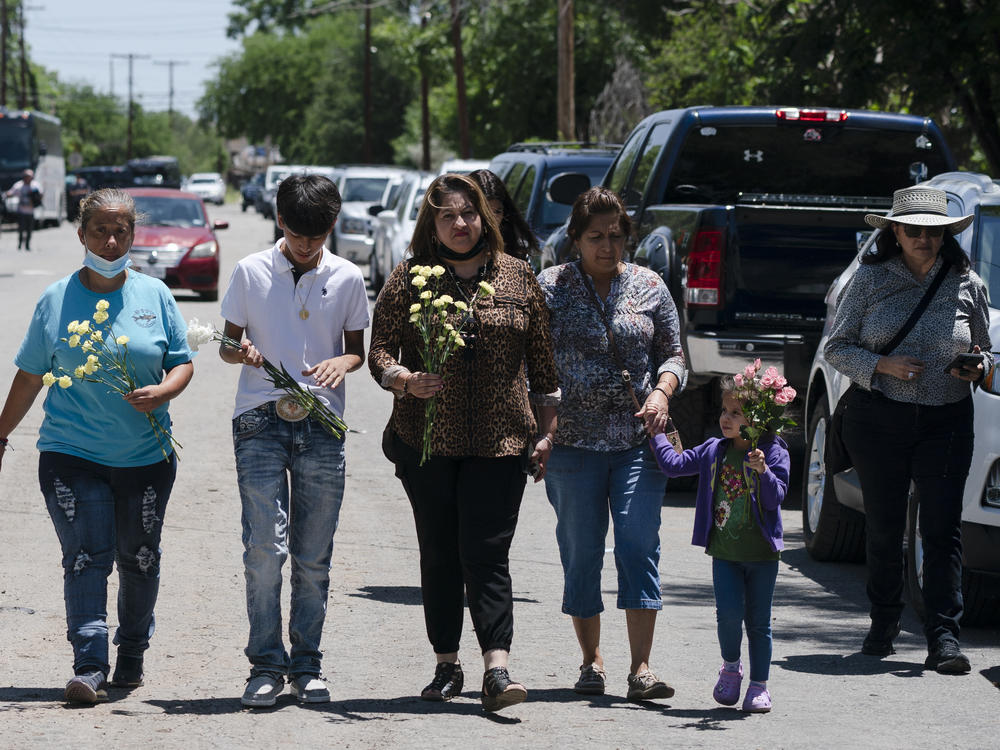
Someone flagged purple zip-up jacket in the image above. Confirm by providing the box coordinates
[650,434,789,553]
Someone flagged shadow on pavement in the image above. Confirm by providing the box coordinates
[347,585,538,606]
[774,652,925,677]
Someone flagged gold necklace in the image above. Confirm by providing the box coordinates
[294,270,320,320]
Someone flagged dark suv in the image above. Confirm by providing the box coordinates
[488,142,620,267]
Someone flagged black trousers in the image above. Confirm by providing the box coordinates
[393,434,526,655]
[17,213,33,249]
[843,389,973,647]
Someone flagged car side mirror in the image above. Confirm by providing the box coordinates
[213,220,229,230]
[368,204,384,216]
[548,172,592,205]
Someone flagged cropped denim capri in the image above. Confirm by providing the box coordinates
[544,441,667,618]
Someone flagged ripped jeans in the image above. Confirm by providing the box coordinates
[39,451,176,676]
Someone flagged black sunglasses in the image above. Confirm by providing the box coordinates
[901,224,945,238]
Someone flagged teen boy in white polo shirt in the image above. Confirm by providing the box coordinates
[219,174,370,707]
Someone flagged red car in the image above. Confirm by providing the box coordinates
[126,188,228,301]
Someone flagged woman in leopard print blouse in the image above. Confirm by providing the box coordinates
[825,185,993,675]
[368,174,559,712]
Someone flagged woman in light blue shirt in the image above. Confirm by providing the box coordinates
[0,189,194,704]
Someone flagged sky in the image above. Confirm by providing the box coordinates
[25,0,242,118]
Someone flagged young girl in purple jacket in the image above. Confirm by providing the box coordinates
[650,371,790,713]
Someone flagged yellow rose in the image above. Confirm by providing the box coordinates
[76,320,91,334]
[409,303,421,314]
[74,365,86,379]
[454,301,468,311]
[42,372,56,387]
[116,335,130,346]
[58,375,72,389]
[96,299,110,311]
[83,362,98,375]
[444,323,454,331]
[91,330,103,342]
[67,320,80,334]
[81,340,94,352]
[68,334,80,348]
[437,336,447,345]
[93,311,109,324]
[411,276,427,288]
[438,310,447,320]
[478,281,495,296]
[409,313,420,323]
[438,295,453,305]
[432,299,446,309]
[420,290,433,299]
[87,354,99,364]
[409,265,422,275]
[455,335,465,347]
[430,265,445,277]
[418,266,433,278]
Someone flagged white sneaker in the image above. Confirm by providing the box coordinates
[241,673,285,707]
[289,674,330,703]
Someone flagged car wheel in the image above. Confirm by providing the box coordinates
[802,398,866,561]
[369,250,384,294]
[198,289,219,302]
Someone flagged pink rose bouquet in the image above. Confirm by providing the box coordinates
[731,359,797,449]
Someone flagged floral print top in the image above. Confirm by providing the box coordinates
[706,445,779,562]
[537,261,686,452]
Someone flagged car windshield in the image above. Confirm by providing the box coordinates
[537,164,611,230]
[976,206,1000,308]
[342,177,389,203]
[663,124,953,206]
[133,196,206,228]
[0,122,31,170]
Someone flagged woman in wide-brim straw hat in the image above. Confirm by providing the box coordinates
[824,185,992,674]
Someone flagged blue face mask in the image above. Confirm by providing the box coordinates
[82,245,132,279]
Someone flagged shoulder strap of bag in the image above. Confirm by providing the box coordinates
[877,259,951,356]
[576,262,642,412]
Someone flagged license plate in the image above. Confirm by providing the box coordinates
[135,264,167,279]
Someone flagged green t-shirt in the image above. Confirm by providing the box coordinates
[706,444,780,562]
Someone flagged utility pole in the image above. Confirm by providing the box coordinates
[557,0,575,141]
[420,6,430,171]
[112,52,150,160]
[109,54,114,96]
[450,0,470,158]
[154,59,188,126]
[17,0,26,108]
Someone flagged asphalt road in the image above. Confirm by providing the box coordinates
[0,203,997,749]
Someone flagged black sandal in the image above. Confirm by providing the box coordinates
[481,666,527,712]
[421,662,464,701]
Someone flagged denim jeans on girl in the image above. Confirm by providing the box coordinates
[233,402,346,678]
[544,442,667,618]
[39,451,176,676]
[712,558,778,682]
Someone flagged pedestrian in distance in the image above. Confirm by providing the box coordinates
[5,168,43,250]
[0,188,195,704]
[650,367,792,713]
[368,173,559,713]
[467,168,539,262]
[219,174,370,708]
[536,186,686,702]
[824,185,992,673]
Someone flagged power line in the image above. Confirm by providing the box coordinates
[153,59,189,123]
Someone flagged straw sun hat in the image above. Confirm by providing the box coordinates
[864,186,973,233]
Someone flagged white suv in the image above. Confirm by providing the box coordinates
[802,171,1000,625]
[331,166,411,265]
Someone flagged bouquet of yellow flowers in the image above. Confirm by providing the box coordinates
[408,264,494,465]
[186,318,348,439]
[43,299,181,461]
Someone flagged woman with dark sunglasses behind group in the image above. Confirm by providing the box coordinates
[825,185,992,673]
[368,173,559,712]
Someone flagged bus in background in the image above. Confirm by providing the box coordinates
[127,156,181,189]
[0,108,65,226]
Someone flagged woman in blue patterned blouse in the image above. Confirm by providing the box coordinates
[537,187,686,701]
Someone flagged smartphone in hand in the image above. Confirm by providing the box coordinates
[943,352,985,374]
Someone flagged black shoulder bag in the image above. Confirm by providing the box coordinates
[825,260,950,475]
[577,264,683,453]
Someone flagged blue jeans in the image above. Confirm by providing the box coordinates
[39,451,176,676]
[544,442,667,617]
[233,402,346,677]
[712,558,778,682]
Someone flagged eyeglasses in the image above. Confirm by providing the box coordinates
[901,224,945,238]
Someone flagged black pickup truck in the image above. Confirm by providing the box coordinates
[543,105,957,447]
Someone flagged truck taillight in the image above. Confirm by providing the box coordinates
[775,108,848,123]
[685,229,722,308]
